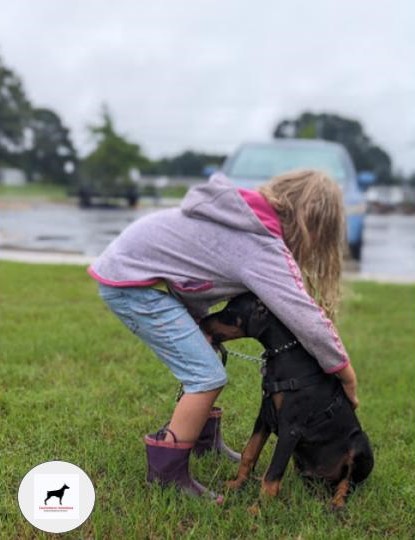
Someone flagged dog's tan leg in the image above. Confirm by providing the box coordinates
[331,478,350,510]
[226,430,270,490]
[331,451,354,510]
[258,392,286,498]
[260,478,281,497]
[259,421,301,499]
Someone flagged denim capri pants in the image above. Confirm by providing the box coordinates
[98,284,228,393]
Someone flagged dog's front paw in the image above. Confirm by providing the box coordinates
[226,478,246,491]
[330,478,349,511]
[260,478,281,498]
[330,498,346,512]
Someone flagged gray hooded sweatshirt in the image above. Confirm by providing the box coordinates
[89,173,349,374]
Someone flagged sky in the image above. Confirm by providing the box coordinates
[0,0,414,173]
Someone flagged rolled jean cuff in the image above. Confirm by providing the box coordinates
[183,376,228,394]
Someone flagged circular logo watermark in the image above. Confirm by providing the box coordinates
[18,460,95,534]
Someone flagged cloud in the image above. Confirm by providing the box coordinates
[0,0,414,172]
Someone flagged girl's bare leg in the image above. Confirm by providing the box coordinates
[165,388,223,442]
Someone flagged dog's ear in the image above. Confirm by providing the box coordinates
[246,298,270,338]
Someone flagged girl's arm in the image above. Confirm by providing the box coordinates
[239,238,351,375]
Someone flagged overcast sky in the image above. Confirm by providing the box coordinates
[0,0,414,173]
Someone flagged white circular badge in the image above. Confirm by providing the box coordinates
[18,460,95,534]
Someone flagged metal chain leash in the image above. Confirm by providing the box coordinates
[226,340,298,364]
[226,348,263,364]
[174,341,298,402]
[174,346,263,403]
[226,348,268,377]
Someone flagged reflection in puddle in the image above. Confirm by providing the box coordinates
[361,215,415,277]
[36,235,71,241]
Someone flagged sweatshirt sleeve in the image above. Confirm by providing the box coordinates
[238,238,350,374]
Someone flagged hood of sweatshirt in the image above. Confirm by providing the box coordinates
[180,173,275,237]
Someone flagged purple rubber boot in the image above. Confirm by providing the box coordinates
[144,428,224,503]
[193,407,241,462]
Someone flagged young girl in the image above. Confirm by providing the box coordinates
[88,170,358,502]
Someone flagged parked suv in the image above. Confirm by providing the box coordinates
[75,176,140,208]
[222,139,374,260]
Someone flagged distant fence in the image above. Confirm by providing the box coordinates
[139,178,415,212]
[141,178,415,199]
[367,186,415,214]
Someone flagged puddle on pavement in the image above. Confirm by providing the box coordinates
[36,235,72,241]
[1,202,415,279]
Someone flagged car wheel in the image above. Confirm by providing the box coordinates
[79,193,91,208]
[127,196,138,207]
[349,241,362,261]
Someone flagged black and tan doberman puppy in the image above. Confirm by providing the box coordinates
[201,293,374,509]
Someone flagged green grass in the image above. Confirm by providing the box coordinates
[0,262,414,539]
[141,183,190,199]
[158,184,190,198]
[0,182,189,206]
[0,182,68,201]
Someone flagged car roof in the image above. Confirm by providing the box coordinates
[237,139,345,151]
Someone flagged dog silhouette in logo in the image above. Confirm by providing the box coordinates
[44,484,70,505]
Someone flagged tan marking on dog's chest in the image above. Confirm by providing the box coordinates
[272,392,285,411]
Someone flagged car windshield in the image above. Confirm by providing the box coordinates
[227,145,348,184]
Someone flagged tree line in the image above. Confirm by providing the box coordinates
[0,54,412,187]
[0,55,226,186]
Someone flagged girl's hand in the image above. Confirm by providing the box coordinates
[335,363,359,409]
[341,380,359,409]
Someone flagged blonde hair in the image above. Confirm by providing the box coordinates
[258,169,345,320]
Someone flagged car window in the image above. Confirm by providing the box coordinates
[227,145,348,184]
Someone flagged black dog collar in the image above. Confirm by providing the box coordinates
[261,340,299,360]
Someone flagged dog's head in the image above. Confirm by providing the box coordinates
[200,292,271,344]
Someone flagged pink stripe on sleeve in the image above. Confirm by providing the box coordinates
[87,266,161,287]
[281,245,350,371]
[325,359,350,374]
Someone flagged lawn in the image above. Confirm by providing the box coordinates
[0,181,189,204]
[0,262,414,539]
[0,183,68,201]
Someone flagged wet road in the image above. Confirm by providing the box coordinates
[0,200,156,256]
[1,199,415,281]
[361,214,415,278]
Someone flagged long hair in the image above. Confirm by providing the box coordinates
[258,169,345,320]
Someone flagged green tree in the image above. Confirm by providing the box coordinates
[273,112,393,183]
[0,55,31,165]
[82,106,150,188]
[25,108,78,184]
[150,150,226,177]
